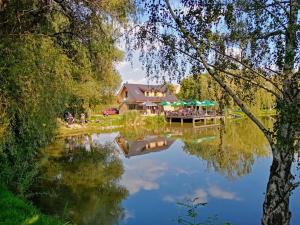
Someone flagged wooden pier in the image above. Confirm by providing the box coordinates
[165,114,225,128]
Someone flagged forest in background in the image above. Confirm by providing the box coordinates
[177,74,275,114]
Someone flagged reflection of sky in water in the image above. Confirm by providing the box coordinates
[115,140,300,225]
[44,122,300,225]
[91,132,120,148]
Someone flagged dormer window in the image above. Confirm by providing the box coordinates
[125,91,128,98]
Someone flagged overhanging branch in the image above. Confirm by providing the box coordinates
[164,0,274,146]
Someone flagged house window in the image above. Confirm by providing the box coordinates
[125,91,128,98]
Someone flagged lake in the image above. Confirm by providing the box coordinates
[32,119,300,225]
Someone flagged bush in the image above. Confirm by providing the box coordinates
[120,110,142,126]
[144,115,166,126]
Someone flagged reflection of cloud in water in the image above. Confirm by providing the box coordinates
[120,160,167,195]
[123,209,135,223]
[208,186,241,200]
[163,185,240,204]
[174,167,195,176]
[163,189,208,204]
[91,132,120,147]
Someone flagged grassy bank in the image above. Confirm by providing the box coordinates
[58,113,167,137]
[58,115,123,137]
[0,186,68,225]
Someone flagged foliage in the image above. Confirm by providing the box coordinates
[0,35,71,194]
[183,119,270,178]
[177,198,230,225]
[132,0,299,151]
[0,0,134,194]
[178,74,275,113]
[0,186,68,225]
[33,142,128,225]
[144,115,166,126]
[120,110,143,126]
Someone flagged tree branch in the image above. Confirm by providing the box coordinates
[145,29,281,99]
[154,18,285,95]
[207,65,282,99]
[164,0,274,146]
[253,0,287,30]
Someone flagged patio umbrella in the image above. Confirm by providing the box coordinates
[186,100,196,106]
[185,100,203,107]
[201,100,217,107]
[171,101,181,107]
[200,100,217,114]
[177,100,188,106]
[160,101,171,106]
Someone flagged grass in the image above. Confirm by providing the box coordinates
[231,108,277,118]
[0,186,69,225]
[58,115,123,137]
[58,113,168,137]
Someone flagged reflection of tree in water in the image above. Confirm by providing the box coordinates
[183,120,270,178]
[34,141,128,225]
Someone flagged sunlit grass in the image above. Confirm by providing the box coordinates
[0,186,70,225]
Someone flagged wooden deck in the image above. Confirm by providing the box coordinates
[165,114,225,127]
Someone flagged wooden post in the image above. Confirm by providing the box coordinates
[193,118,195,127]
[181,118,183,126]
[204,118,206,125]
[169,118,172,125]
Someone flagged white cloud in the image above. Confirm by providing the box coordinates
[163,188,208,205]
[123,209,135,223]
[116,61,130,70]
[207,186,241,201]
[174,167,195,176]
[163,185,241,205]
[120,160,167,195]
[115,52,150,84]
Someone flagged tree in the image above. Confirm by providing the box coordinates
[0,0,134,193]
[37,142,128,225]
[131,0,299,224]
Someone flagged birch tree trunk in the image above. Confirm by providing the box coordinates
[262,146,295,225]
[262,1,299,224]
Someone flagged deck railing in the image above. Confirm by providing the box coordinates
[165,110,220,118]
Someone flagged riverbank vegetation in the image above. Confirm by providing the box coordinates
[0,186,67,225]
[0,0,134,223]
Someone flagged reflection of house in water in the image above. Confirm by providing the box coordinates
[115,135,174,158]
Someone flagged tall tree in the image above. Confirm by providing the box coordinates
[132,0,299,224]
[0,0,134,193]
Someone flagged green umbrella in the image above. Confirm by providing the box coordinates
[193,100,203,106]
[186,100,195,106]
[160,101,171,106]
[171,100,187,107]
[171,101,180,107]
[201,100,217,107]
[178,100,187,106]
[200,100,217,114]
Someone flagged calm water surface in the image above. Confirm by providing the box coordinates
[33,119,300,225]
